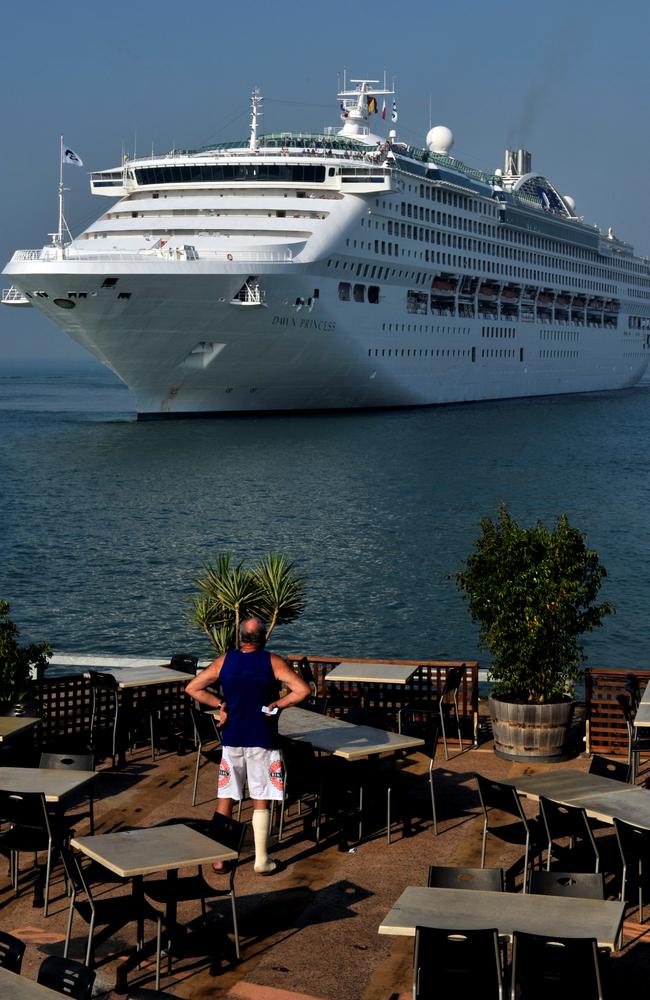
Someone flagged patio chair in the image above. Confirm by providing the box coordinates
[39,752,95,834]
[388,711,440,840]
[169,653,199,674]
[539,795,600,873]
[616,691,650,783]
[413,925,504,1000]
[143,811,247,962]
[278,741,326,843]
[614,815,650,922]
[475,774,542,892]
[398,666,465,760]
[427,865,503,891]
[510,930,604,999]
[37,955,96,1000]
[301,695,329,714]
[0,929,26,973]
[297,656,317,693]
[0,788,67,916]
[189,702,222,806]
[529,870,605,899]
[588,754,629,782]
[60,844,164,989]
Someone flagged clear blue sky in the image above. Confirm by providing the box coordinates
[1,0,648,364]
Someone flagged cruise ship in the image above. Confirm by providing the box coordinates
[4,77,650,417]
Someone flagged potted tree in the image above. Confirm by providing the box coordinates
[0,600,51,712]
[190,551,305,653]
[454,506,613,761]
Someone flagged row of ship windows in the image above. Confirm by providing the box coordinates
[391,195,648,279]
[381,323,470,334]
[629,317,650,329]
[398,184,499,217]
[539,350,580,358]
[368,347,474,358]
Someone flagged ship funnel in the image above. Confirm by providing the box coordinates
[504,148,532,177]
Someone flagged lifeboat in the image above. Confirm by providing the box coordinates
[479,283,498,298]
[501,287,520,300]
[538,292,554,305]
[588,298,603,309]
[556,294,570,306]
[432,276,457,292]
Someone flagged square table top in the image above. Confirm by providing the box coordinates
[633,702,650,727]
[278,707,425,760]
[0,766,96,803]
[0,716,40,742]
[71,823,238,877]
[325,662,420,685]
[501,768,650,827]
[378,886,625,949]
[85,664,192,689]
[0,968,70,999]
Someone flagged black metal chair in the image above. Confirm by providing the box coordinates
[614,815,650,922]
[616,691,650,783]
[37,955,97,1000]
[588,754,629,782]
[511,930,605,999]
[0,929,26,973]
[399,666,465,760]
[529,869,605,899]
[427,865,503,891]
[39,752,95,835]
[88,671,122,767]
[189,703,222,806]
[388,712,440,840]
[143,812,247,962]
[278,741,326,844]
[59,844,163,990]
[539,795,600,873]
[169,653,199,674]
[475,774,542,892]
[413,924,504,1000]
[0,788,65,916]
[301,695,329,714]
[297,656,317,693]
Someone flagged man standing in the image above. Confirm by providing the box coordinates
[185,616,310,874]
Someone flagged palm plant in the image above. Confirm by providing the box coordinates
[191,551,306,653]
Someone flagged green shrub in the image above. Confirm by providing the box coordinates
[0,600,51,704]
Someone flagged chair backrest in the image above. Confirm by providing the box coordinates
[37,955,96,1000]
[539,795,591,839]
[39,752,95,771]
[169,653,199,674]
[427,865,503,891]
[511,930,603,1000]
[616,691,634,730]
[0,789,51,837]
[529,870,605,899]
[475,773,527,824]
[400,713,440,759]
[588,754,628,782]
[441,665,465,698]
[302,695,329,715]
[624,672,641,710]
[0,930,26,973]
[414,925,503,1000]
[0,700,40,718]
[87,670,119,693]
[297,657,316,689]
[614,815,650,864]
[189,702,221,745]
[206,811,247,856]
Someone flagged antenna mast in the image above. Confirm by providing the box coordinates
[249,87,263,151]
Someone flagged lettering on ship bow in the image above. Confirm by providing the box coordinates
[272,315,336,332]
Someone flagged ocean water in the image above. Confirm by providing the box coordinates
[1,361,649,673]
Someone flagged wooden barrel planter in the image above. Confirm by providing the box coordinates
[488,695,575,762]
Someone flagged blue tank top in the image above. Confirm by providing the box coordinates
[219,648,280,749]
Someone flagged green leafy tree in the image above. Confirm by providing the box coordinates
[0,600,51,704]
[191,551,305,653]
[454,505,613,703]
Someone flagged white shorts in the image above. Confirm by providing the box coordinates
[218,746,284,801]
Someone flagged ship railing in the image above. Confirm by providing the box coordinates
[1,286,31,305]
[10,248,294,264]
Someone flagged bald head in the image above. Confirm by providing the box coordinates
[239,617,267,649]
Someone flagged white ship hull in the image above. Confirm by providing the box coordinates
[5,258,648,416]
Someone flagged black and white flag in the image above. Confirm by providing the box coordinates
[391,101,398,123]
[63,147,83,166]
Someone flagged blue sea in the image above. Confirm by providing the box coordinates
[1,361,649,672]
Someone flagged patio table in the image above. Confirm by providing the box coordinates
[278,706,424,760]
[84,664,193,688]
[501,768,650,827]
[0,716,40,743]
[0,968,70,999]
[324,662,420,684]
[0,766,95,803]
[71,823,238,993]
[379,885,625,949]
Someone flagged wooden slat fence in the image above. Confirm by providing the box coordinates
[287,655,479,745]
[584,667,650,755]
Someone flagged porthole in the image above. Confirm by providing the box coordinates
[53,298,76,310]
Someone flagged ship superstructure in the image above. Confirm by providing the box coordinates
[4,77,650,416]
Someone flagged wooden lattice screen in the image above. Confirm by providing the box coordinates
[287,656,479,744]
[584,667,650,756]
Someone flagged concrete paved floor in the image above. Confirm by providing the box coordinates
[2,733,650,998]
